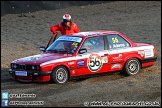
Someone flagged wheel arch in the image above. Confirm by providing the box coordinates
[123,54,142,69]
[121,56,142,76]
[52,64,71,80]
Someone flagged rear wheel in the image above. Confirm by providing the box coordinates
[123,58,141,76]
[50,66,69,84]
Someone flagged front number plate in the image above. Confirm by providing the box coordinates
[15,71,27,76]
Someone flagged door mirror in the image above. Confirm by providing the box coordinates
[79,48,87,54]
[40,46,46,51]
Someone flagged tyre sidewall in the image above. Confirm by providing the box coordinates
[50,66,68,84]
[123,58,141,76]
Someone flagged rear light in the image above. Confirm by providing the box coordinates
[153,47,156,56]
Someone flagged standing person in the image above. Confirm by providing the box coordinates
[49,14,81,51]
[50,14,81,35]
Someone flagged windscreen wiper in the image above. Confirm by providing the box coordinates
[46,49,58,53]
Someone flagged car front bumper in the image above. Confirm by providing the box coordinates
[9,69,52,82]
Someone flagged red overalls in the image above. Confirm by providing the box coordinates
[50,22,81,51]
[50,22,80,35]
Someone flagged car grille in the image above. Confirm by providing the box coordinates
[11,63,40,70]
[19,64,26,70]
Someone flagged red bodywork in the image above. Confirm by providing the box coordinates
[8,30,157,82]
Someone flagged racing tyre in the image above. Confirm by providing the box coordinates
[123,58,141,76]
[50,66,69,84]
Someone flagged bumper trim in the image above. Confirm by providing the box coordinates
[9,70,51,76]
[141,56,157,63]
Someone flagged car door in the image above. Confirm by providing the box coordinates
[76,36,109,75]
[106,34,131,71]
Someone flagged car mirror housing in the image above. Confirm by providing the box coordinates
[79,48,87,54]
[40,46,46,51]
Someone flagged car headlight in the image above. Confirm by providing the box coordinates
[31,65,40,70]
[11,63,18,69]
[32,66,35,70]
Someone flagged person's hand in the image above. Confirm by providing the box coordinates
[53,31,58,35]
[52,32,58,38]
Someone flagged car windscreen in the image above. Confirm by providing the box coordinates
[46,36,82,54]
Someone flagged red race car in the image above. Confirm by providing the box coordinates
[9,30,157,84]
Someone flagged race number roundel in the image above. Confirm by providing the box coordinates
[87,54,103,72]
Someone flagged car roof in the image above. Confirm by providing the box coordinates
[65,30,121,37]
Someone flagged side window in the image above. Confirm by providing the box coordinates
[80,36,104,53]
[106,34,130,49]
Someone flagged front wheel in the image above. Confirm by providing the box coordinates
[50,66,69,84]
[123,58,141,76]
